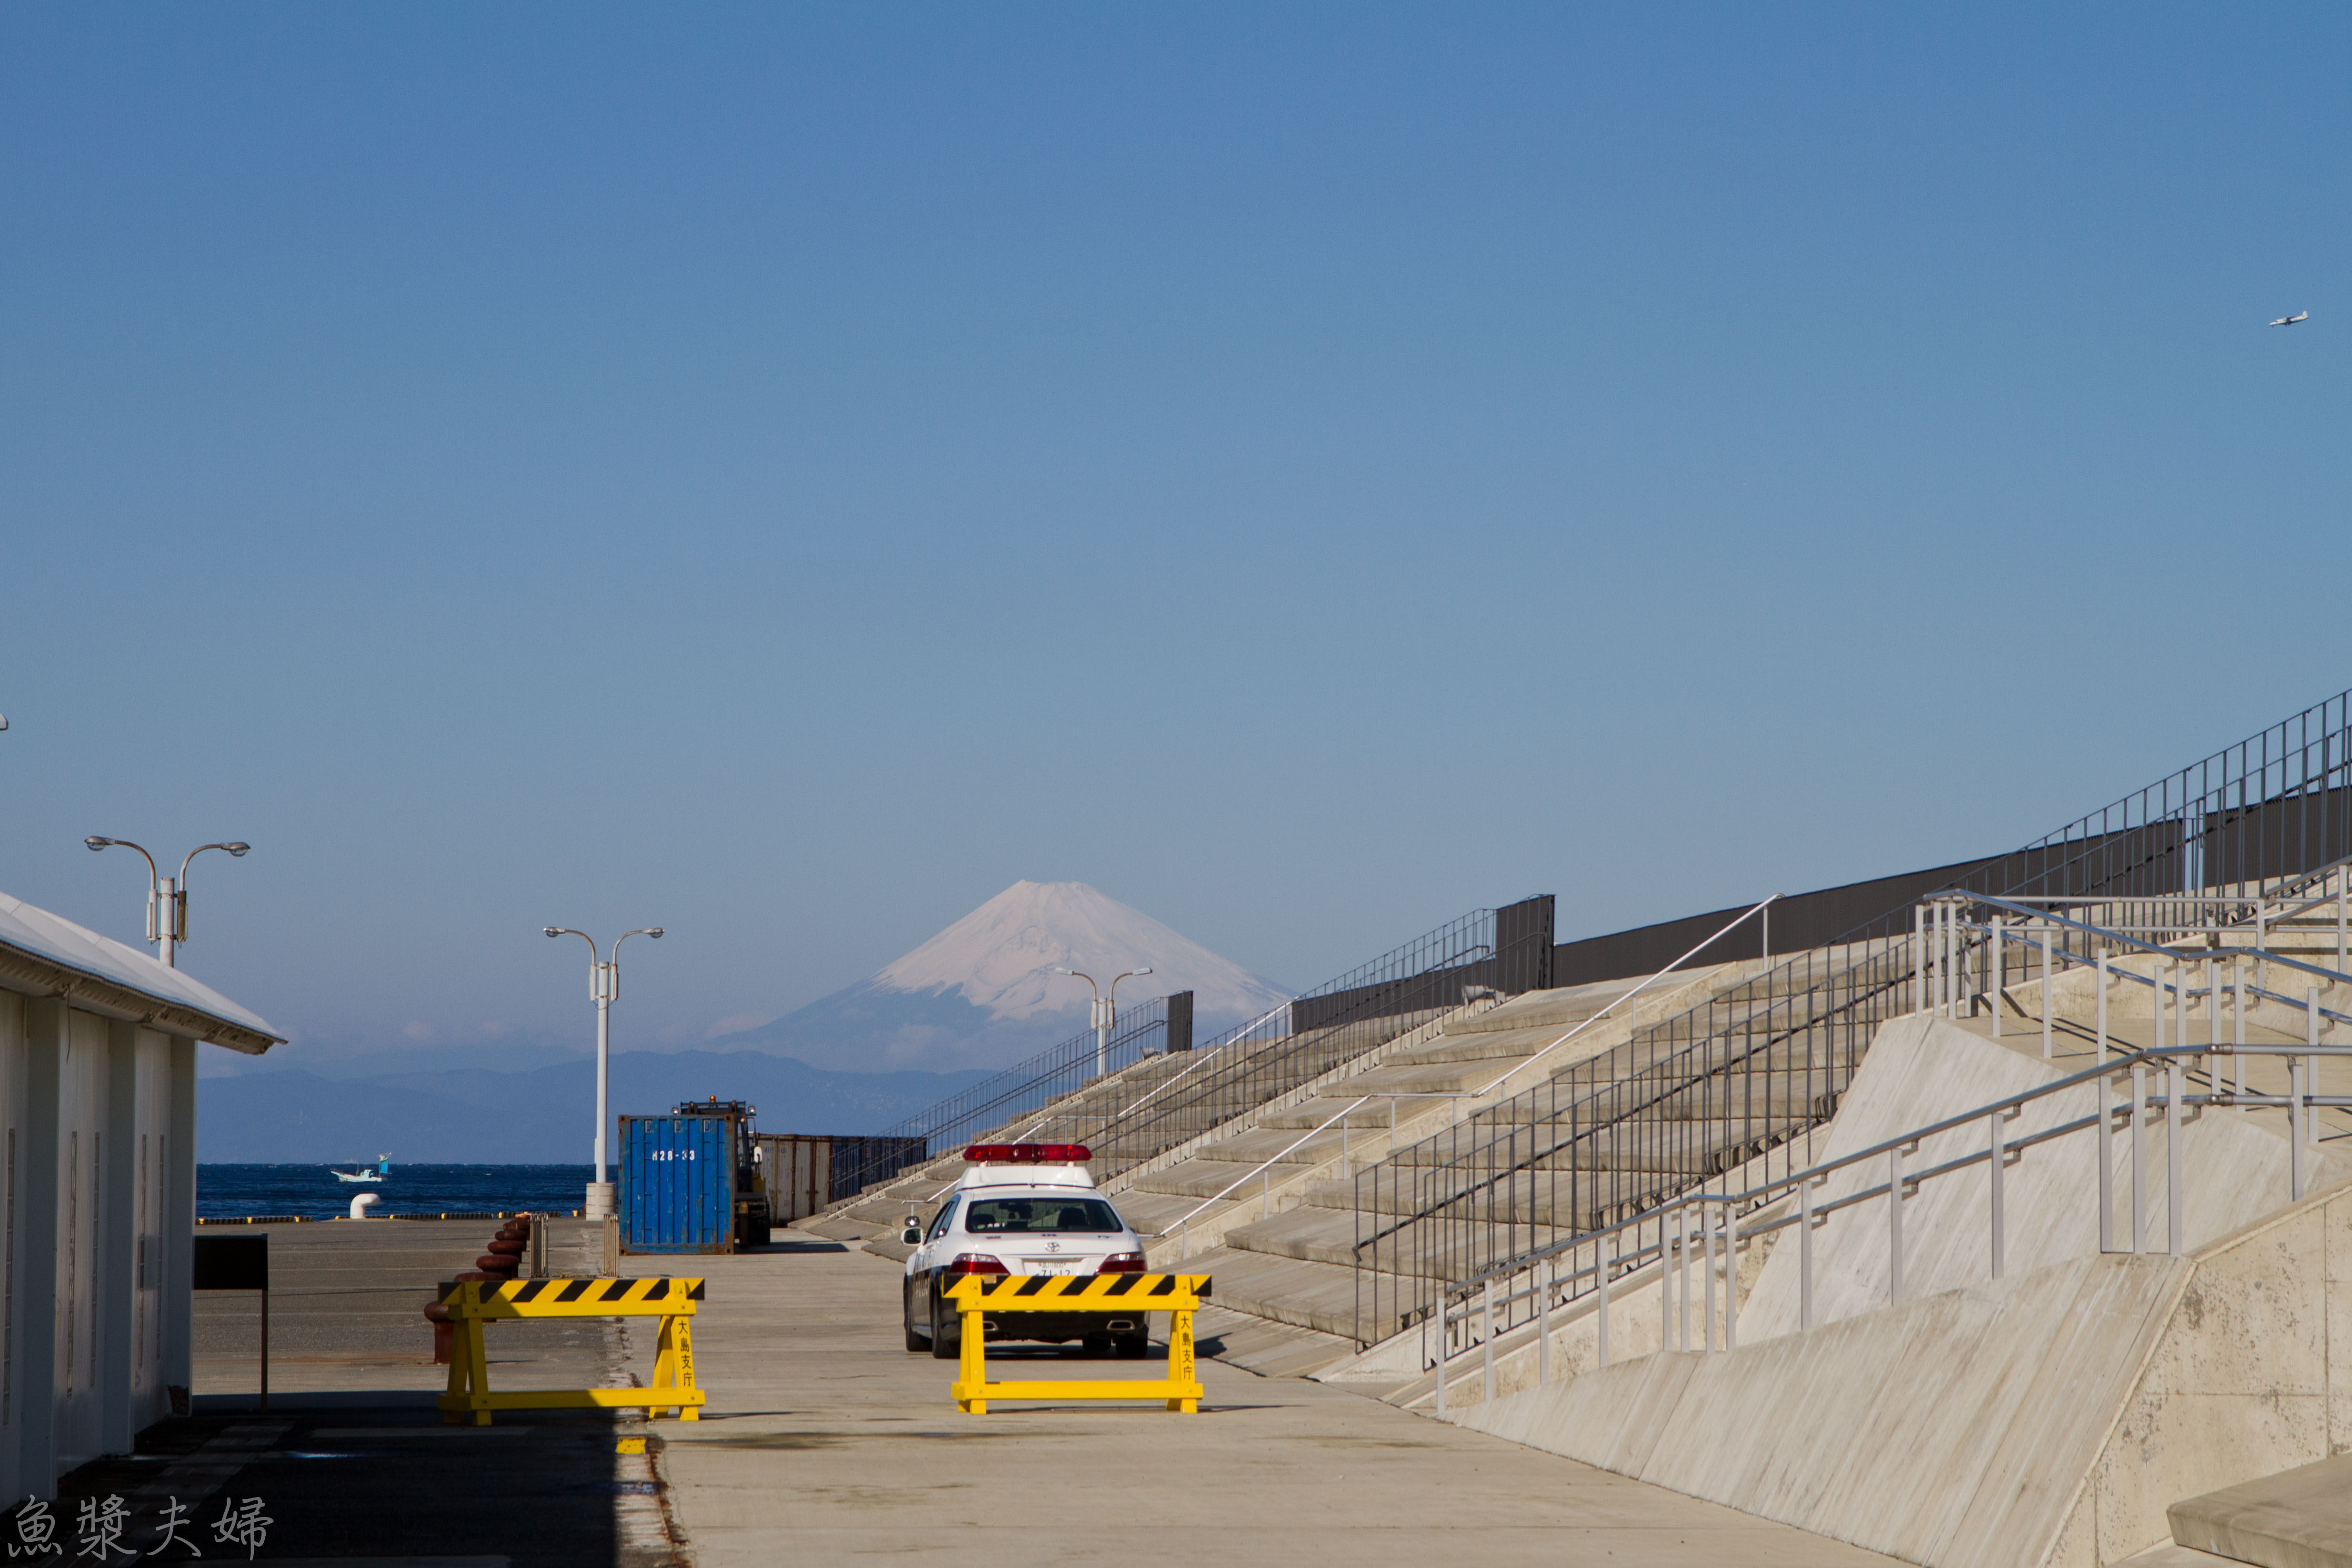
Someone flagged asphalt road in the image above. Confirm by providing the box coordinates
[617,1228,1905,1568]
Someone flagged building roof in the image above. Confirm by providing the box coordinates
[0,890,283,1054]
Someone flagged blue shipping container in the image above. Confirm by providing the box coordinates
[620,1114,734,1254]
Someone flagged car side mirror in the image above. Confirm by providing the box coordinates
[901,1224,922,1245]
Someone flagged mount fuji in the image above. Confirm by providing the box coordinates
[716,881,1290,1074]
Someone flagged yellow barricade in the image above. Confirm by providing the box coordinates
[438,1276,706,1427]
[946,1273,1211,1414]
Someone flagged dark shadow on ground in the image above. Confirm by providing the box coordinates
[746,1238,848,1254]
[31,1400,671,1567]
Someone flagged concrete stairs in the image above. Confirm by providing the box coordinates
[806,1004,1460,1257]
[1119,965,1766,1350]
[2165,1453,2352,1568]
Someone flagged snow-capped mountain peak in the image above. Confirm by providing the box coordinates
[718,881,1289,1074]
[875,880,1286,1021]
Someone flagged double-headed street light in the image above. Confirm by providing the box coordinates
[545,925,663,1219]
[84,838,250,969]
[1051,964,1154,1077]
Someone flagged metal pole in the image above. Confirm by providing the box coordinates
[1990,916,2003,1035]
[2097,956,2113,1252]
[2042,926,2055,1059]
[2166,1058,2184,1257]
[1676,1204,1691,1351]
[1914,904,1927,1015]
[1661,1222,1675,1352]
[1799,1178,1815,1331]
[159,876,178,969]
[596,990,611,1189]
[2290,1060,2307,1202]
[1723,1205,1738,1350]
[2235,956,2248,1099]
[2130,1064,2147,1255]
[1942,902,1955,1016]
[1595,1238,1611,1370]
[2339,877,2347,974]
[2205,958,2218,1059]
[2308,985,2323,1149]
[1701,1200,1717,1352]
[1539,1257,1551,1384]
[1989,1110,2006,1279]
[1481,1280,1494,1403]
[1888,1147,1904,1306]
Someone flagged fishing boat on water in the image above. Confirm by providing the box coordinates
[330,1154,391,1184]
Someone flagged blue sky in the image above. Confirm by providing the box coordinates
[2,5,2345,1066]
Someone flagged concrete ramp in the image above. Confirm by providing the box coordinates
[1456,1252,2187,1567]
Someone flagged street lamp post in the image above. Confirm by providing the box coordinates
[545,925,664,1219]
[84,838,250,969]
[1051,964,1155,1077]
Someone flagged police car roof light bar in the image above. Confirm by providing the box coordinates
[962,1142,1092,1164]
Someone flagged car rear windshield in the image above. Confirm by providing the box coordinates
[964,1198,1123,1235]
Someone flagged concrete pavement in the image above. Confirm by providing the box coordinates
[621,1228,1906,1567]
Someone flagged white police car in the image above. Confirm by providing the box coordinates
[901,1142,1150,1360]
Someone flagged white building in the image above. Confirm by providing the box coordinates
[0,890,282,1500]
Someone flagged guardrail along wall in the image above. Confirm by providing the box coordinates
[1354,687,2352,1347]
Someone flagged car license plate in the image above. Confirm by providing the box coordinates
[1022,1259,1084,1275]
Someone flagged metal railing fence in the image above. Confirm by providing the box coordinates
[832,898,1557,1205]
[1354,687,2352,1348]
[830,997,1173,1195]
[1424,907,2351,1409]
[1076,906,1557,1187]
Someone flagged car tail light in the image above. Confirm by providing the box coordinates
[1097,1252,1145,1274]
[944,1253,1008,1278]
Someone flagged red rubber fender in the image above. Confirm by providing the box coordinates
[476,1255,519,1274]
[486,1238,526,1257]
[422,1301,452,1323]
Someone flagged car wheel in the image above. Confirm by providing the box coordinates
[929,1290,960,1359]
[1080,1334,1112,1358]
[903,1284,927,1352]
[1114,1334,1149,1360]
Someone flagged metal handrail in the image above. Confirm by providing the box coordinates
[1437,1036,2351,1382]
[1970,891,2352,987]
[1426,907,2346,1388]
[1460,897,1779,1100]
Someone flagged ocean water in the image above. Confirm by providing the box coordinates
[198,1163,598,1221]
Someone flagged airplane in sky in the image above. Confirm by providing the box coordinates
[2268,311,2309,327]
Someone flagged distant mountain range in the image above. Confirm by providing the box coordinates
[199,879,1289,1159]
[711,880,1289,1073]
[196,1049,993,1163]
